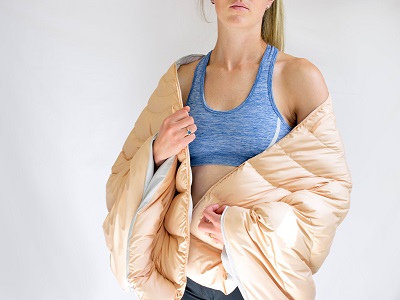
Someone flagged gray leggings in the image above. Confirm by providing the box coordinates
[181,277,244,300]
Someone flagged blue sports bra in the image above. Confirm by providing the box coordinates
[186,44,293,167]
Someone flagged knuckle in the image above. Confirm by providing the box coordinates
[165,127,173,135]
[162,118,171,128]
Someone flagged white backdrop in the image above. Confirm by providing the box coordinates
[1,0,399,299]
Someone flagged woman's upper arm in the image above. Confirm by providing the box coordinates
[287,58,330,124]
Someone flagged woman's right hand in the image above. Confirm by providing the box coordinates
[153,106,197,169]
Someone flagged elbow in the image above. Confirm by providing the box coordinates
[105,175,119,213]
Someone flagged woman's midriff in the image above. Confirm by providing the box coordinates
[191,164,236,208]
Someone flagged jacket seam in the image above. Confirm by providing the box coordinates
[278,145,339,183]
[305,129,343,155]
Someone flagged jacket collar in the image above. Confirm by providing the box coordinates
[175,54,205,70]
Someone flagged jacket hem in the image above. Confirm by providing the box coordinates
[221,206,249,300]
[125,133,177,283]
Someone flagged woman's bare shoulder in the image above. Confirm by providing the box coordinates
[177,58,202,106]
[277,50,329,124]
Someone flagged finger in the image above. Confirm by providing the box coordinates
[175,115,195,130]
[186,123,198,133]
[207,203,221,213]
[170,107,190,122]
[212,204,221,211]
[198,215,220,232]
[213,237,224,245]
[181,124,198,138]
[199,215,214,225]
[204,203,219,213]
[202,207,220,224]
[215,205,227,215]
[205,203,220,210]
[199,204,221,226]
[208,231,224,245]
[183,132,196,144]
[198,217,216,233]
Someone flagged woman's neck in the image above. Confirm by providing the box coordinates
[211,21,267,71]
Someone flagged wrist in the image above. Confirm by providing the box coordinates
[154,157,167,170]
[153,141,166,170]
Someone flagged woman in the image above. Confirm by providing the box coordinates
[103,1,352,299]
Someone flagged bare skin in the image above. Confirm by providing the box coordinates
[153,0,329,244]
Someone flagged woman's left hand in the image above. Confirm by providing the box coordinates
[198,203,227,245]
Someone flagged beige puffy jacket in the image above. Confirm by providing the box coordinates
[102,54,352,300]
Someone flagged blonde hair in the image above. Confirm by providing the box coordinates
[198,0,285,52]
[262,0,285,51]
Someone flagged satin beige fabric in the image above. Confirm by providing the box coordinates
[102,55,352,300]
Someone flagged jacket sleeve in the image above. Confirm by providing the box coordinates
[105,61,184,213]
[105,112,171,213]
[220,183,351,300]
[219,106,352,300]
[102,63,183,294]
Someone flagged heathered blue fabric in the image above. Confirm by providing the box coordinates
[186,44,293,167]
